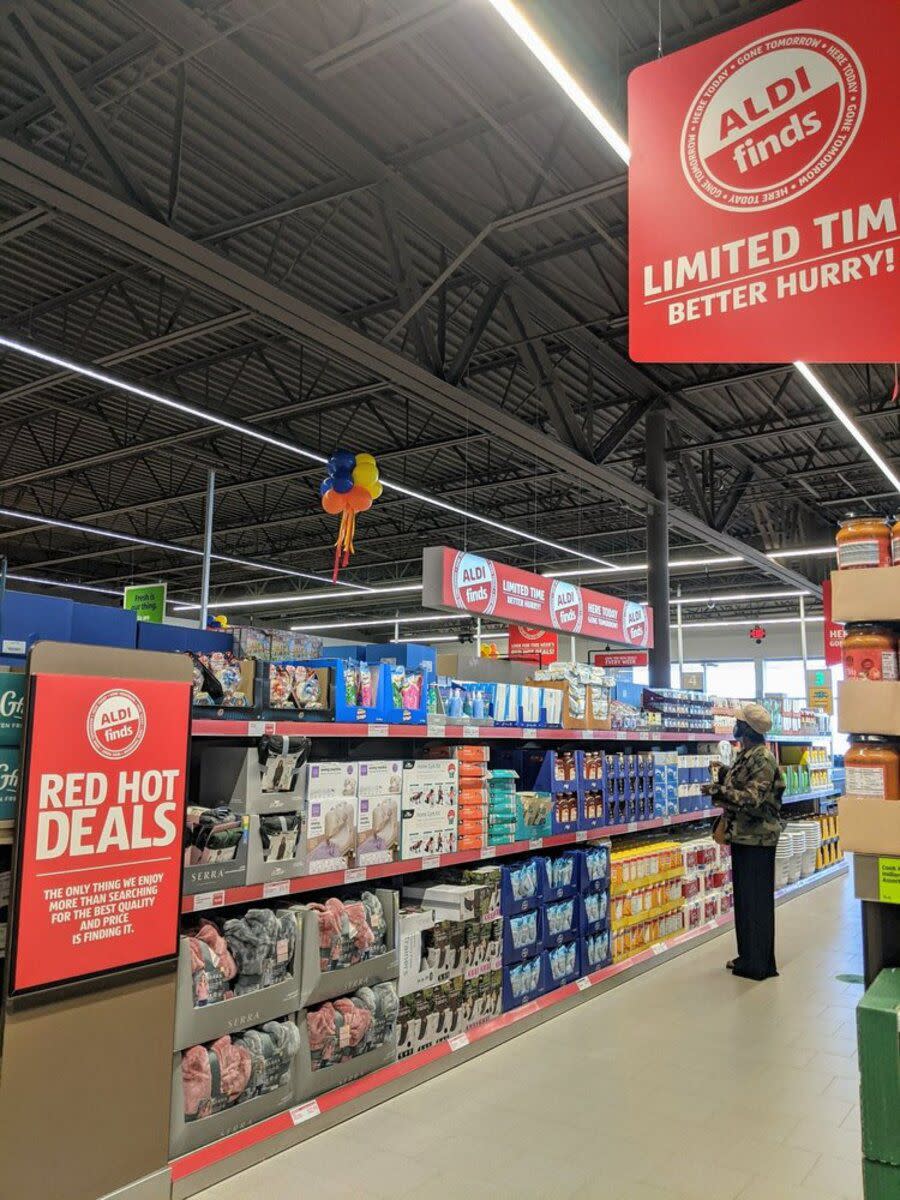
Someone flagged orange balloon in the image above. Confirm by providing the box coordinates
[321,488,344,515]
[346,484,373,513]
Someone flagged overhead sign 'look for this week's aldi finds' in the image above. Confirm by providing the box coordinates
[628,0,899,362]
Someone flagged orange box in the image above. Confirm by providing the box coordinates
[459,786,489,804]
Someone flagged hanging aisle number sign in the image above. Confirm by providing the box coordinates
[628,0,900,362]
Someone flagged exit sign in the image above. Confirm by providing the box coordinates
[806,668,833,714]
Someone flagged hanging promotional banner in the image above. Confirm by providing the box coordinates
[422,547,653,647]
[822,577,846,667]
[628,0,899,361]
[508,624,559,663]
[10,672,191,996]
[123,582,167,624]
[590,650,650,669]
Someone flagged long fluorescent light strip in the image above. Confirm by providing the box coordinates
[0,337,619,570]
[550,555,744,579]
[392,633,510,644]
[7,571,123,597]
[174,582,424,612]
[673,588,809,606]
[680,615,824,630]
[0,505,347,589]
[486,4,895,507]
[291,612,469,632]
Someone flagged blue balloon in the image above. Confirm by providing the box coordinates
[332,475,354,494]
[329,448,356,474]
[319,477,334,496]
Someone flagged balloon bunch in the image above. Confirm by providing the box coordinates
[320,450,382,581]
[206,614,228,630]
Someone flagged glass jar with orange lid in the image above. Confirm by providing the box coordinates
[836,515,892,569]
[892,514,900,566]
[842,624,899,681]
[845,736,900,801]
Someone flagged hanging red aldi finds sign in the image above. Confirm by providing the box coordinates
[422,547,653,647]
[628,0,898,361]
[508,625,559,663]
[10,673,191,996]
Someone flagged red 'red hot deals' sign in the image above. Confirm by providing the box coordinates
[628,0,899,361]
[422,547,653,647]
[10,673,191,996]
[508,625,559,663]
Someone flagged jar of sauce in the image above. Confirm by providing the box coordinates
[892,514,900,566]
[842,624,899,681]
[845,736,900,800]
[836,515,892,569]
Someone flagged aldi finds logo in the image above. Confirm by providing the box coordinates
[681,29,865,211]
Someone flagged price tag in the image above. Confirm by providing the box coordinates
[704,920,719,932]
[576,976,592,992]
[344,867,367,884]
[368,724,389,738]
[575,830,587,842]
[580,730,593,740]
[290,1100,320,1125]
[528,838,543,851]
[192,891,225,912]
[263,880,291,899]
[482,846,497,859]
[422,854,441,872]
[615,731,628,741]
[426,719,443,737]
[463,726,479,738]
[448,1033,469,1052]
[626,822,638,834]
[651,942,667,956]
[523,727,537,738]
[248,721,266,737]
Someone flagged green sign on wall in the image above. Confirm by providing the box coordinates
[0,671,24,747]
[123,582,167,624]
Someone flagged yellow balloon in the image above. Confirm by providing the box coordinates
[352,462,379,487]
[355,452,377,468]
[367,480,383,500]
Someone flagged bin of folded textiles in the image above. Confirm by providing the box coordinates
[499,857,544,916]
[245,812,305,885]
[581,928,612,973]
[577,841,611,894]
[502,907,543,965]
[578,888,609,938]
[294,889,399,1007]
[542,850,579,901]
[294,981,399,1102]
[174,911,301,1050]
[501,953,546,1011]
[198,737,312,814]
[542,897,579,949]
[190,651,256,711]
[183,807,249,895]
[545,940,581,990]
[170,1015,301,1155]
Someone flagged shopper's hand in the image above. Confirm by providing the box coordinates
[700,782,714,795]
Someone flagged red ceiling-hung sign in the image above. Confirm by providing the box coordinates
[508,625,559,664]
[628,0,899,362]
[822,578,846,666]
[421,547,654,649]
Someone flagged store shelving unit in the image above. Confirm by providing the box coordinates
[170,859,847,1199]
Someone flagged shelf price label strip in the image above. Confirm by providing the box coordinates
[169,861,846,1184]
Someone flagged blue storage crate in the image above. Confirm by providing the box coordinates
[542,897,579,948]
[581,929,612,974]
[499,857,544,916]
[502,954,545,1011]
[503,908,543,964]
[541,851,579,901]
[544,941,581,990]
[577,843,610,893]
[579,889,610,937]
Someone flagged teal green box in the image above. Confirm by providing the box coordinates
[0,670,24,747]
[858,968,900,1167]
[864,1157,900,1199]
[0,745,19,821]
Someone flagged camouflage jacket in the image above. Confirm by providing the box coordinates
[710,743,785,847]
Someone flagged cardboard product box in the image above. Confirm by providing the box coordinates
[515,791,552,841]
[306,760,359,798]
[265,663,331,714]
[529,678,587,729]
[0,668,24,747]
[858,968,900,1167]
[503,907,543,964]
[294,889,399,1008]
[545,940,581,989]
[542,897,579,948]
[863,1157,900,1200]
[183,811,250,895]
[397,906,439,997]
[502,954,545,1010]
[400,759,458,859]
[199,743,310,814]
[402,881,491,923]
[305,791,357,874]
[356,792,401,867]
[0,745,19,822]
[397,990,435,1058]
[839,796,900,856]
[245,811,306,885]
[464,917,502,978]
[831,565,900,623]
[839,680,900,736]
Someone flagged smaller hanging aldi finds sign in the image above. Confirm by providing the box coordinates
[508,625,559,663]
[422,547,653,647]
[628,0,899,362]
[9,672,191,996]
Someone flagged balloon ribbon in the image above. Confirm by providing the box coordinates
[332,508,357,582]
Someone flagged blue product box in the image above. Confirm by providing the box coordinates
[500,858,544,916]
[581,929,612,973]
[503,907,544,964]
[541,851,579,901]
[579,782,606,831]
[603,754,628,826]
[300,658,389,723]
[137,623,233,654]
[365,642,436,674]
[382,661,430,725]
[502,955,545,1011]
[577,843,610,893]
[545,941,581,990]
[514,791,553,841]
[579,889,610,936]
[543,897,579,948]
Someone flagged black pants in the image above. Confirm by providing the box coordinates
[731,842,778,980]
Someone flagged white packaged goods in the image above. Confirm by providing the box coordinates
[400,760,458,858]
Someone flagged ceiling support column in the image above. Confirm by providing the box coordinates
[646,407,671,688]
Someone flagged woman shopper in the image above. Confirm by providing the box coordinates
[704,702,785,981]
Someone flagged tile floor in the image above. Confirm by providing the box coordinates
[202,871,865,1200]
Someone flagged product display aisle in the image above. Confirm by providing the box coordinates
[197,869,863,1200]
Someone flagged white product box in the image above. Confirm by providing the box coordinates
[356,792,401,866]
[397,906,439,997]
[305,761,358,799]
[305,793,358,874]
[400,759,458,859]
[357,759,403,798]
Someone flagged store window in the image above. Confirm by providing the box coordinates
[763,658,826,699]
[670,662,703,689]
[705,660,756,699]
